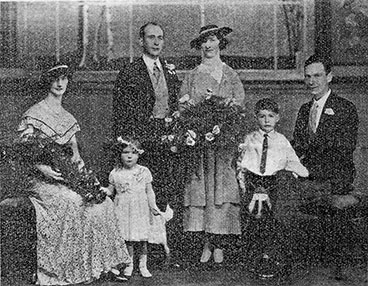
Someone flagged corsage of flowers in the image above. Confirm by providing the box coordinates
[164,60,176,75]
[324,108,335,115]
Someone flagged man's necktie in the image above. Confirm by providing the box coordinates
[309,101,318,133]
[260,134,268,174]
[153,62,160,84]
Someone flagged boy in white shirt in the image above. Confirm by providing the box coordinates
[238,97,308,218]
[237,98,309,278]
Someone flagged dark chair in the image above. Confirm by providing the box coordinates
[0,197,37,282]
[0,144,37,282]
[298,196,368,281]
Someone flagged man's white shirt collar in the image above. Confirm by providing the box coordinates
[314,89,331,108]
[143,54,162,73]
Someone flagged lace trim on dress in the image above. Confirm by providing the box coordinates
[18,100,80,144]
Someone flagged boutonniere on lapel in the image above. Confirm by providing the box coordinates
[164,60,176,75]
[324,108,335,115]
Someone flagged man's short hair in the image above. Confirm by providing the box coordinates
[254,98,280,114]
[139,22,164,39]
[304,54,332,74]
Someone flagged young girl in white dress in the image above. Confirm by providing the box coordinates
[104,137,160,278]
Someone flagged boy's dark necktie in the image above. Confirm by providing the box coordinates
[260,134,268,174]
[153,62,160,84]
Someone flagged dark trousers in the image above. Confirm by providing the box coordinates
[241,171,302,270]
[140,118,185,261]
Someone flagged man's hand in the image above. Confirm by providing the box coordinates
[332,194,359,209]
[248,193,272,219]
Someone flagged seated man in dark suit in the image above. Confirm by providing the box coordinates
[292,53,361,279]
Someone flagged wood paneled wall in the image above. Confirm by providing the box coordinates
[1,78,367,193]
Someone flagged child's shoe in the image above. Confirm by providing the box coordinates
[213,248,224,263]
[123,256,134,277]
[200,242,213,263]
[139,254,152,278]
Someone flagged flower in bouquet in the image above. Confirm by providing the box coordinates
[179,94,195,106]
[185,135,196,146]
[161,90,246,153]
[179,94,190,104]
[170,146,178,153]
[187,129,197,139]
[212,125,221,135]
[179,91,245,148]
[167,135,175,142]
[205,132,215,142]
[14,136,106,205]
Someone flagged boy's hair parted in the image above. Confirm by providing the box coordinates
[254,98,280,115]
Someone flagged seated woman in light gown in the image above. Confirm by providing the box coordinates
[17,63,130,285]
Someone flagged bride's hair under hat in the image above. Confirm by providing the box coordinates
[39,63,74,88]
[190,24,233,50]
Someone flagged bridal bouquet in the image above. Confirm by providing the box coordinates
[161,89,246,152]
[11,137,106,205]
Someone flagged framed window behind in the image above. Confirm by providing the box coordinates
[0,0,315,81]
[330,0,368,77]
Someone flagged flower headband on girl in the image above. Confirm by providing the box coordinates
[116,136,144,155]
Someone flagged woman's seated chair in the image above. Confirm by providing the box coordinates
[0,144,37,282]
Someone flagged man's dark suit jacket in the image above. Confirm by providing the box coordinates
[113,57,181,138]
[292,93,359,193]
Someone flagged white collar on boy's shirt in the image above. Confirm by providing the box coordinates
[143,54,162,74]
[257,129,277,140]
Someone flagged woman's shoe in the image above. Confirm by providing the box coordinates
[213,248,224,263]
[200,242,213,263]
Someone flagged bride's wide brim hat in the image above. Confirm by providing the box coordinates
[190,24,233,49]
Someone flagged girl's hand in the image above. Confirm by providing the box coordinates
[100,187,110,195]
[151,208,160,216]
[36,164,64,181]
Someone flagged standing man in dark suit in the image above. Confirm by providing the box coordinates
[113,22,183,266]
[292,54,360,279]
[113,22,180,140]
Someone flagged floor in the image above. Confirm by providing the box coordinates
[2,202,368,286]
[2,256,367,286]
